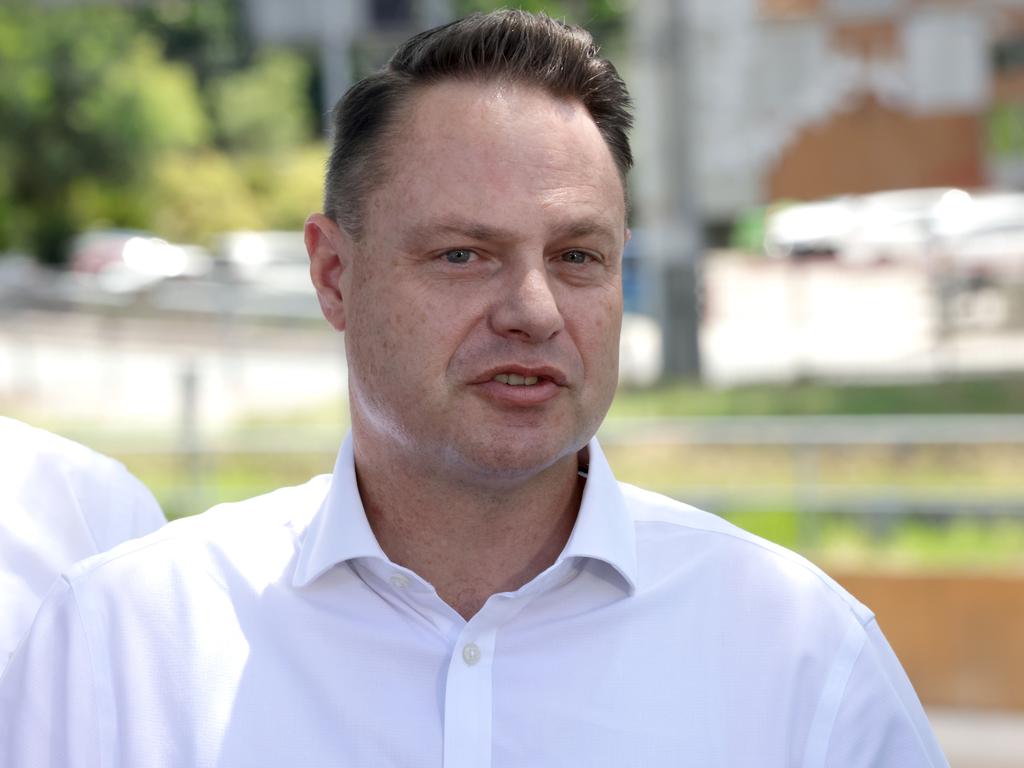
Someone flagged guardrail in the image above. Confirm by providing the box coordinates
[597,415,1024,521]
[599,414,1024,446]
[69,415,1024,523]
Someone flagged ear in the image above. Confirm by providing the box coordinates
[305,213,351,332]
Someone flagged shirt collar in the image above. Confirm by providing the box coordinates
[293,433,638,594]
[560,439,638,594]
[292,434,386,587]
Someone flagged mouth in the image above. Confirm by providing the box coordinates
[491,373,541,386]
[469,365,567,406]
[476,365,568,388]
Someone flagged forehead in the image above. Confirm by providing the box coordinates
[364,80,626,237]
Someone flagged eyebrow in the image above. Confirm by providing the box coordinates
[407,219,516,244]
[405,216,620,245]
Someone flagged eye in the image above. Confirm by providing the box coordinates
[442,249,475,265]
[560,250,591,265]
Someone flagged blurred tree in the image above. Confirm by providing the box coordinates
[728,205,769,254]
[0,3,207,263]
[137,0,251,84]
[988,104,1024,159]
[150,150,263,243]
[149,143,326,244]
[255,144,330,229]
[209,50,314,153]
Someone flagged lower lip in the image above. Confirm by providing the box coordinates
[472,379,563,406]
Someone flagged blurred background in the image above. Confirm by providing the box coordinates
[1,0,1023,763]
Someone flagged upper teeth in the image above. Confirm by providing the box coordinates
[494,373,539,386]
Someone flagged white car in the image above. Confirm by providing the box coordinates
[70,230,210,294]
[763,187,1024,277]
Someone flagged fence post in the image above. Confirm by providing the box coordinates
[179,359,203,516]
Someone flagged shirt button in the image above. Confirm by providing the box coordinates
[462,643,481,666]
[389,574,410,589]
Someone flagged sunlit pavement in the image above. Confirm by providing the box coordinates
[701,257,1024,385]
[0,309,347,428]
[927,708,1024,768]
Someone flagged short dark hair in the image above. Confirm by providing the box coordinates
[324,9,634,238]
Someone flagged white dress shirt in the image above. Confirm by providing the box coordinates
[0,417,165,672]
[0,433,946,767]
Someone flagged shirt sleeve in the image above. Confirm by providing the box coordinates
[0,577,102,768]
[83,458,166,552]
[824,618,949,768]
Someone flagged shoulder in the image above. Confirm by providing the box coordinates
[0,416,165,543]
[620,482,874,627]
[0,416,122,482]
[65,475,332,594]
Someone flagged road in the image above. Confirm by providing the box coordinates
[701,256,1024,385]
[0,307,347,428]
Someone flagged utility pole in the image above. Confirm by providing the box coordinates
[319,0,360,117]
[630,0,704,380]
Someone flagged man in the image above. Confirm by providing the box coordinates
[0,417,164,673]
[0,11,947,767]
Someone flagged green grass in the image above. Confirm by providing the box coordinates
[609,375,1024,418]
[725,510,1024,572]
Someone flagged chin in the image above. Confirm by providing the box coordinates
[441,432,588,485]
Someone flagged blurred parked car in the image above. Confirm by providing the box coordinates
[763,188,1024,278]
[70,230,211,294]
[941,191,1024,281]
[213,230,312,294]
[763,197,857,260]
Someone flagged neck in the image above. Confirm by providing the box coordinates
[352,437,583,620]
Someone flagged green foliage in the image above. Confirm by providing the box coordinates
[722,509,1024,570]
[76,36,209,156]
[251,143,330,230]
[0,3,208,262]
[150,150,263,243]
[0,1,323,260]
[1,0,635,261]
[728,205,767,252]
[137,0,250,84]
[987,104,1024,158]
[725,509,801,549]
[209,50,313,153]
[147,143,326,244]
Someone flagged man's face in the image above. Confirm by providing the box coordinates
[317,80,626,483]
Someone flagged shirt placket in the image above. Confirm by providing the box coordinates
[442,621,498,768]
[440,564,578,768]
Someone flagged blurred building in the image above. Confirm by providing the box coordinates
[679,0,1024,227]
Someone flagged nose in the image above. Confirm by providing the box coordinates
[489,265,564,343]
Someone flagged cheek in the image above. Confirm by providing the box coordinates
[573,289,622,359]
[350,276,464,376]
